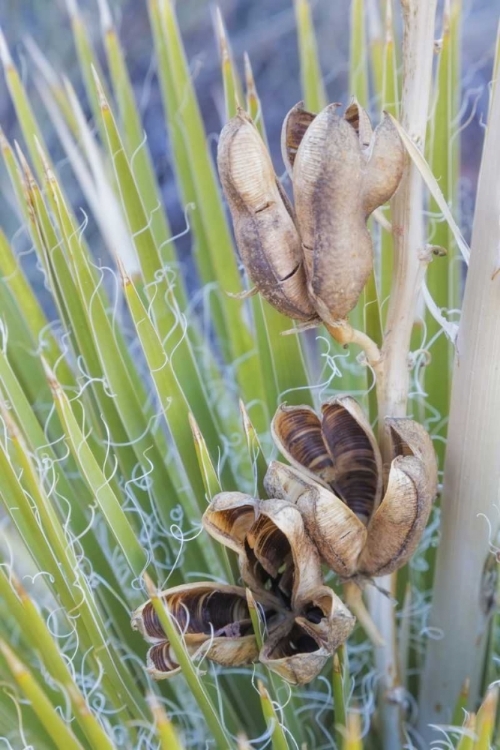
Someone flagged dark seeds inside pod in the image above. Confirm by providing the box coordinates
[141,601,167,640]
[305,606,324,624]
[167,589,250,635]
[275,407,337,484]
[322,405,379,520]
[271,624,319,657]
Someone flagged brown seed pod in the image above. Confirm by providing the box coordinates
[202,492,258,555]
[267,399,438,582]
[357,419,438,578]
[281,101,316,177]
[264,460,367,579]
[217,109,317,321]
[271,397,383,521]
[291,100,404,323]
[200,491,355,684]
[131,582,258,679]
[131,582,253,643]
[259,584,354,684]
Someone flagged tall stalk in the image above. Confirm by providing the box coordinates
[367,1,438,747]
[417,69,500,742]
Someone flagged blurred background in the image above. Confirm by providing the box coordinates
[0,0,497,277]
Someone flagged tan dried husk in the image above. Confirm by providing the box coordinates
[131,582,258,679]
[267,398,438,581]
[217,109,317,321]
[202,495,355,684]
[219,100,403,327]
[291,100,404,322]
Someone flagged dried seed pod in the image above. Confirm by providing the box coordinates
[268,398,437,582]
[295,585,354,652]
[357,456,430,577]
[293,103,369,322]
[292,101,404,323]
[131,582,253,642]
[281,101,316,177]
[246,499,323,600]
[202,492,258,555]
[217,109,317,321]
[271,397,383,521]
[260,585,354,684]
[146,640,185,679]
[265,461,367,579]
[361,113,405,216]
[386,416,439,499]
[132,582,259,679]
[358,419,438,577]
[344,98,373,147]
[259,621,332,685]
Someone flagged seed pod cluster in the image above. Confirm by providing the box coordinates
[133,496,354,685]
[218,101,404,324]
[132,397,436,683]
[266,397,438,580]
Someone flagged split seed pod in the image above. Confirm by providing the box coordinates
[131,582,258,679]
[203,496,355,684]
[285,100,404,323]
[267,397,437,580]
[218,109,317,321]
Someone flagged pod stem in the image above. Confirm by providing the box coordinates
[366,1,438,748]
[325,321,382,376]
[343,581,385,647]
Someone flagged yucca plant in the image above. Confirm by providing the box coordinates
[0,0,498,748]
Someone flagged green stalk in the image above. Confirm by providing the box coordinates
[97,0,177,274]
[293,0,326,112]
[0,641,87,750]
[425,0,460,467]
[332,647,347,747]
[257,681,290,750]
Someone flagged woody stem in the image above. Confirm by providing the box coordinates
[367,1,438,748]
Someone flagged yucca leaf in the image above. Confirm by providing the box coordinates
[0,641,87,750]
[149,0,268,430]
[148,694,185,750]
[97,0,178,275]
[257,680,289,750]
[293,0,326,112]
[214,7,243,120]
[240,400,268,498]
[244,53,268,144]
[0,572,116,750]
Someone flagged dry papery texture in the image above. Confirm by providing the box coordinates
[218,99,404,325]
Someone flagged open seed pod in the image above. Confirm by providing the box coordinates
[217,109,317,321]
[271,396,383,521]
[259,584,354,684]
[202,493,355,684]
[131,582,258,679]
[357,418,438,578]
[288,99,404,323]
[264,461,367,579]
[246,500,354,684]
[268,398,438,582]
[202,492,259,555]
[281,100,317,177]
